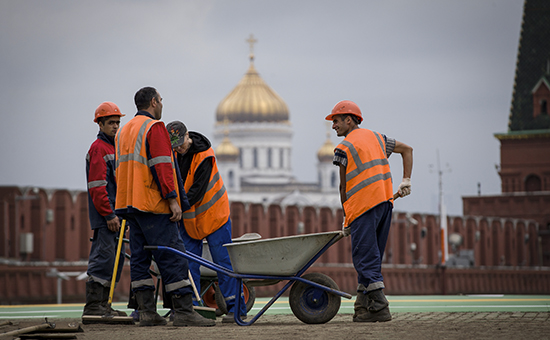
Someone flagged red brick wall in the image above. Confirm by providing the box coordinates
[1,186,549,304]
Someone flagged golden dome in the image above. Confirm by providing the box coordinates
[216,59,289,123]
[317,138,335,162]
[318,126,335,162]
[215,136,239,160]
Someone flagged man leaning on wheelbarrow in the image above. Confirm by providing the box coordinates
[326,100,413,322]
[166,120,247,324]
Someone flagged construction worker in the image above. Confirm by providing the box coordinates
[115,87,215,327]
[84,102,127,318]
[326,100,413,322]
[166,121,247,323]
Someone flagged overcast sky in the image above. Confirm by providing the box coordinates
[0,0,525,216]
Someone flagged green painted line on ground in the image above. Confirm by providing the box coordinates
[1,295,549,319]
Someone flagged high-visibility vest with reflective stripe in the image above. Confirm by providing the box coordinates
[182,148,229,240]
[338,128,393,227]
[115,115,180,214]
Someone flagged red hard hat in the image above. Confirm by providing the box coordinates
[325,100,363,123]
[94,102,125,123]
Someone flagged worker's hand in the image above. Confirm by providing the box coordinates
[342,216,351,237]
[398,178,411,197]
[168,198,182,222]
[106,216,120,233]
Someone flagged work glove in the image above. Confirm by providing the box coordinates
[342,216,351,237]
[398,178,411,197]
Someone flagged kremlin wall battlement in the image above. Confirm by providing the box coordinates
[1,186,549,305]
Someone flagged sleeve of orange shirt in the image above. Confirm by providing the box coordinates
[146,122,178,200]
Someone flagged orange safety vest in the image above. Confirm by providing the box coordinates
[115,115,180,214]
[181,148,229,240]
[338,128,393,227]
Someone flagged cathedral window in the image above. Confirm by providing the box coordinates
[268,148,272,168]
[253,148,258,168]
[331,171,337,188]
[239,147,243,168]
[525,174,542,192]
[279,148,284,168]
[228,170,234,188]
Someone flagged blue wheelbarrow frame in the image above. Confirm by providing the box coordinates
[144,231,352,326]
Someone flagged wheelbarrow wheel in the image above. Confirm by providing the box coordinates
[199,279,223,316]
[289,272,341,324]
[215,281,256,315]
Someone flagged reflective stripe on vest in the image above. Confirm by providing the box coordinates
[115,115,180,214]
[181,148,229,240]
[338,129,393,227]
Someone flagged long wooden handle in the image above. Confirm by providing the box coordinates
[108,219,126,306]
[393,192,401,200]
[188,270,201,302]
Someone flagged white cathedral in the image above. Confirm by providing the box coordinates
[212,36,340,208]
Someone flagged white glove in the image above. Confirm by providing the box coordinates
[342,216,350,237]
[398,178,411,197]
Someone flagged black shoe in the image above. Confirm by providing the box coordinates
[82,281,106,316]
[222,313,248,324]
[353,289,392,323]
[135,289,167,327]
[102,286,128,316]
[172,294,215,327]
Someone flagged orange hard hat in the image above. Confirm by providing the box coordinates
[325,100,363,123]
[94,101,125,123]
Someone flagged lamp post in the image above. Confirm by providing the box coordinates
[14,187,39,260]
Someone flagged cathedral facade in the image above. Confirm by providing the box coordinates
[212,37,340,208]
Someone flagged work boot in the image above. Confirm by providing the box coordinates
[352,291,368,321]
[354,289,392,322]
[135,289,167,327]
[83,281,106,316]
[171,293,215,327]
[101,285,128,316]
[222,312,248,324]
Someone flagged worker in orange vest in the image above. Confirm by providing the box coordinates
[115,87,214,327]
[166,120,247,323]
[326,100,413,322]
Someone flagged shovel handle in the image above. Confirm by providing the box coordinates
[188,270,201,302]
[108,219,126,306]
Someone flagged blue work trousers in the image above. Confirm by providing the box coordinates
[124,212,192,296]
[87,226,125,287]
[180,218,247,315]
[350,201,393,292]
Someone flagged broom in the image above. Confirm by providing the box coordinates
[82,220,135,324]
[188,269,217,320]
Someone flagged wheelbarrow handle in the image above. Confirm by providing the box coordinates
[144,245,158,251]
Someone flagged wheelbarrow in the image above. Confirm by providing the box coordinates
[144,230,352,326]
[199,233,261,315]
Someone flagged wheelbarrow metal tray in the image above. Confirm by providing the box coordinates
[223,231,341,276]
[201,233,262,276]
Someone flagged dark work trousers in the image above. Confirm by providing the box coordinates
[350,201,393,292]
[123,212,193,296]
[180,218,247,315]
[87,227,125,286]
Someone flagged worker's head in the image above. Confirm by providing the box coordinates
[325,100,362,137]
[134,87,163,119]
[94,102,124,137]
[167,121,192,155]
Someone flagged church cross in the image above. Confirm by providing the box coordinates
[246,34,257,60]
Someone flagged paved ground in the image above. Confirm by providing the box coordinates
[1,312,549,340]
[2,296,549,339]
